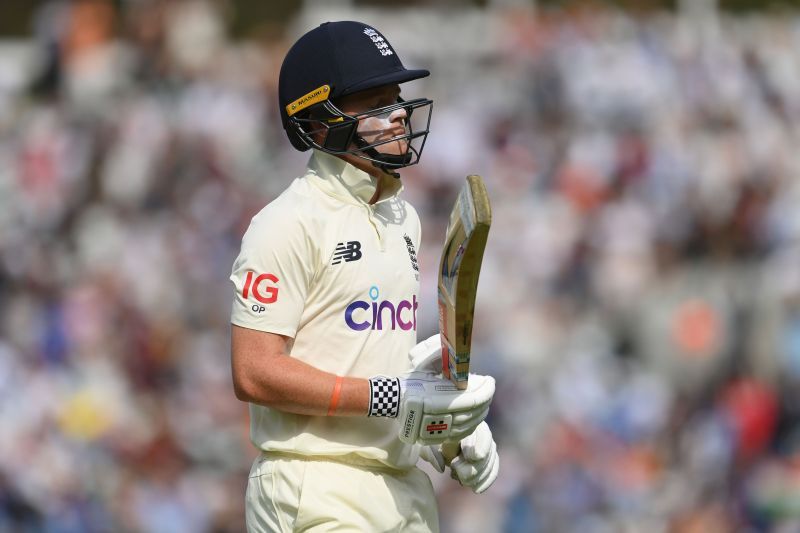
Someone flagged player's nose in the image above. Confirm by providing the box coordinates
[388,107,408,124]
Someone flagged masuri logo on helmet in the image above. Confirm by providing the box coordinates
[287,85,330,117]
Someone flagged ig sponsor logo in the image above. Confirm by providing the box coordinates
[345,286,417,331]
[242,271,279,313]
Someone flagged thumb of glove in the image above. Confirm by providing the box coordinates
[409,334,442,372]
[419,445,446,473]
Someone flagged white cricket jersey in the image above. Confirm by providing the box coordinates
[230,150,423,470]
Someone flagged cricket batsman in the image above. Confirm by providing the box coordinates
[229,21,499,532]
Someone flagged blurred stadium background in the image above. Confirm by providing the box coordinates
[3,0,800,531]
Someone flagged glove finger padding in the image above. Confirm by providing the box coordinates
[397,373,495,445]
[460,420,495,463]
[472,452,500,494]
[450,423,494,482]
[473,448,499,494]
[450,423,499,494]
[449,405,491,440]
[409,334,442,372]
[423,374,495,414]
[451,440,496,484]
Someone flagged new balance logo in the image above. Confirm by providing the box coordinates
[332,241,362,265]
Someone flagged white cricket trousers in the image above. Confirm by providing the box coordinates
[245,452,440,532]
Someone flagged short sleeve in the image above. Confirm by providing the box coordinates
[229,209,315,337]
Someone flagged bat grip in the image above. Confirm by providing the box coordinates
[441,440,461,465]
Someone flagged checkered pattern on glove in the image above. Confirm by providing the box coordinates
[367,376,401,417]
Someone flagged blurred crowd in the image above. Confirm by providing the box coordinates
[3,1,800,531]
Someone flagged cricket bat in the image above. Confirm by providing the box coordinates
[437,175,492,461]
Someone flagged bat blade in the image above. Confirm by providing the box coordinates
[437,174,492,391]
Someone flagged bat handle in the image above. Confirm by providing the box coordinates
[441,440,461,465]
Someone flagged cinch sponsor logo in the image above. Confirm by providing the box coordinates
[345,285,417,331]
[242,271,279,304]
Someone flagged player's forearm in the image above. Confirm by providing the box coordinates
[236,356,370,416]
[231,326,370,416]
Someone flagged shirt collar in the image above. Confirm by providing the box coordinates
[305,150,403,205]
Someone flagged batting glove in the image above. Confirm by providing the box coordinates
[365,371,494,445]
[449,421,499,494]
[404,370,494,445]
[418,445,446,473]
[365,334,493,445]
[410,334,488,456]
[409,333,442,372]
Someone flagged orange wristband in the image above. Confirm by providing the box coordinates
[327,376,344,416]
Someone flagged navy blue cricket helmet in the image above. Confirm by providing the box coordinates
[278,21,433,172]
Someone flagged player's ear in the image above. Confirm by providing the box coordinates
[322,121,358,151]
[304,104,359,151]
